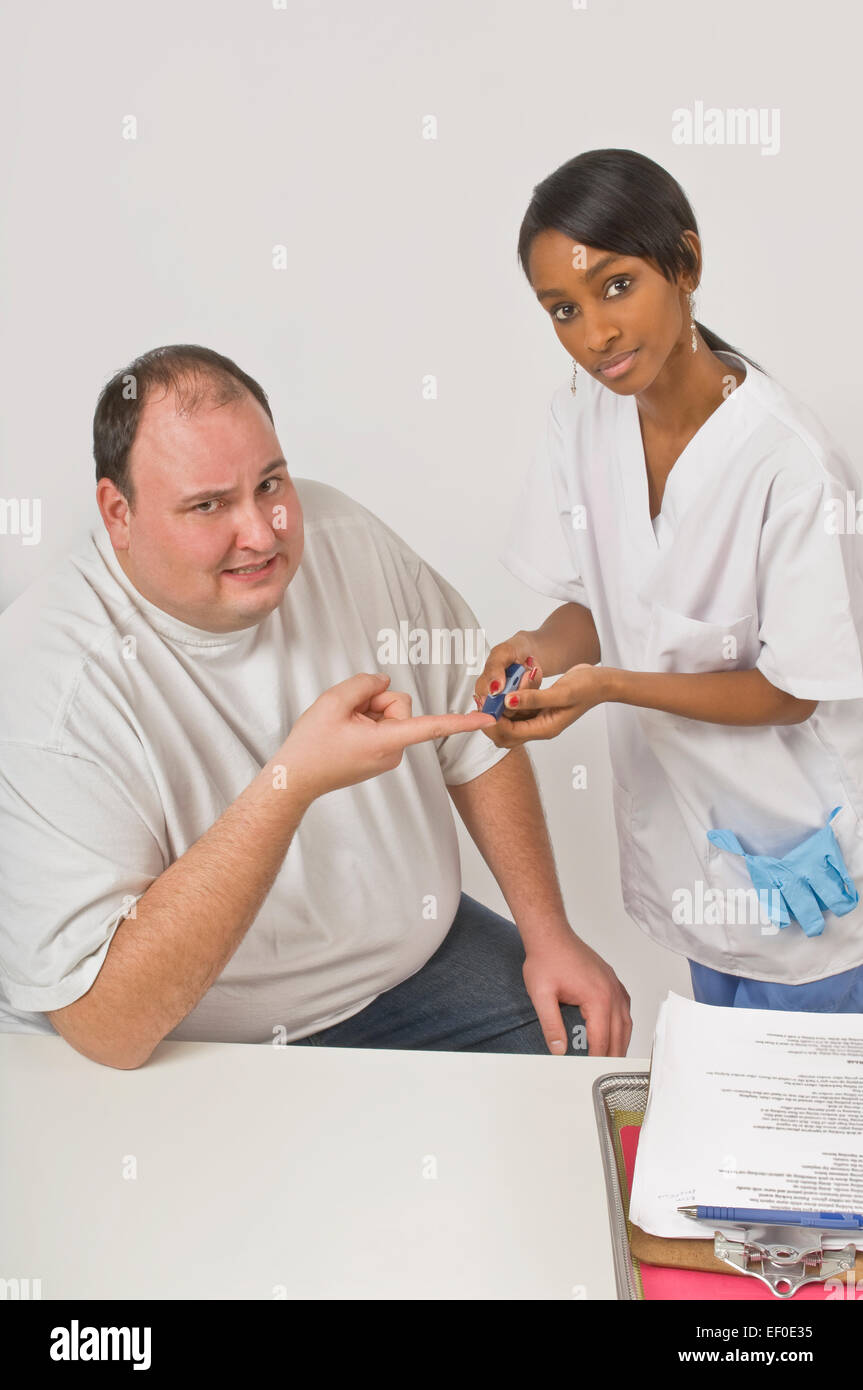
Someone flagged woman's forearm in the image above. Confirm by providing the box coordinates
[602,666,817,726]
[523,602,600,675]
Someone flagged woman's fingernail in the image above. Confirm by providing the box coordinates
[550,1039,566,1054]
[489,681,500,693]
[507,694,519,707]
[525,655,534,665]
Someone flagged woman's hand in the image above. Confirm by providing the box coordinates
[480,663,608,745]
[474,633,540,705]
[473,635,543,746]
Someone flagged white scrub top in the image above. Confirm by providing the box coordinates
[500,351,863,982]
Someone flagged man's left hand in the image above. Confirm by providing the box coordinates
[522,932,632,1057]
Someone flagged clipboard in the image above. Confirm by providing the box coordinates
[593,1072,863,1299]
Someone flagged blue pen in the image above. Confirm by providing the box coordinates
[678,1205,863,1231]
[482,663,527,719]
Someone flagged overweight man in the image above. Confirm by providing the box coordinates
[0,344,631,1068]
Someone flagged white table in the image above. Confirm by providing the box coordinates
[0,1035,646,1300]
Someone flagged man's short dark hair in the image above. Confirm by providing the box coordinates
[93,344,275,510]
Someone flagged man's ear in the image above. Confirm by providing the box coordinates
[96,478,132,549]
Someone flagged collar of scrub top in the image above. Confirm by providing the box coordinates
[619,350,753,556]
[706,807,859,938]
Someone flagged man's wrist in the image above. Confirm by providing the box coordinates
[261,745,319,815]
[516,911,577,952]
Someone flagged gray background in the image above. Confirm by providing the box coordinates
[2,0,860,1053]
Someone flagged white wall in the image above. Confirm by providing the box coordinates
[2,0,859,1054]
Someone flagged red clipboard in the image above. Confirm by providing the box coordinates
[621,1124,862,1301]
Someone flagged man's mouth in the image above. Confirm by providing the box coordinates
[222,555,279,580]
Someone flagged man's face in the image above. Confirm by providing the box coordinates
[99,385,304,633]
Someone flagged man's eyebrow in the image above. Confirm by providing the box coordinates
[535,253,626,303]
[179,459,288,506]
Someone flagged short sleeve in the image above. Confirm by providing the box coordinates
[755,479,863,700]
[498,389,592,608]
[407,560,512,786]
[0,746,166,1012]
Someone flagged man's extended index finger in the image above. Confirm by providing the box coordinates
[384,711,497,750]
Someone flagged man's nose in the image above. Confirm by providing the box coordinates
[232,501,277,552]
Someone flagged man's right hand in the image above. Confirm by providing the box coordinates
[281,672,497,801]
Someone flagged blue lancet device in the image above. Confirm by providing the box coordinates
[482,663,527,719]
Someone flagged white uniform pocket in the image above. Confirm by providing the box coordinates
[643,602,756,674]
[822,800,863,887]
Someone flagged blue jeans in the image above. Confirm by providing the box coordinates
[689,959,863,1011]
[289,893,588,1054]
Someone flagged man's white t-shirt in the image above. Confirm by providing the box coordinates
[0,479,509,1042]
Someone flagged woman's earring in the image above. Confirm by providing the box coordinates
[570,359,577,396]
[689,293,698,354]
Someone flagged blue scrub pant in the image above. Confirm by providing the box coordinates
[689,959,863,1011]
[288,892,588,1054]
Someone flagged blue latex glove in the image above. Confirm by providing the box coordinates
[707,807,859,938]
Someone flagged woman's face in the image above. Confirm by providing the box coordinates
[526,228,696,393]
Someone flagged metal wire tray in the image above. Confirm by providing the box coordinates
[592,1071,650,1301]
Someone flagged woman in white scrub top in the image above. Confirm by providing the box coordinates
[476,148,863,1012]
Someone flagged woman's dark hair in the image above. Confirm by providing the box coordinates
[93,344,274,509]
[517,148,766,374]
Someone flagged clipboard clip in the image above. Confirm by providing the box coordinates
[713,1224,857,1298]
